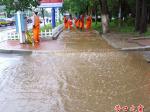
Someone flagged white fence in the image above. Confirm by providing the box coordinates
[8,32,19,40]
[0,33,8,42]
[41,30,52,39]
[0,24,63,42]
[7,30,52,40]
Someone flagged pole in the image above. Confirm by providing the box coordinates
[58,8,61,23]
[17,11,25,43]
[52,7,56,28]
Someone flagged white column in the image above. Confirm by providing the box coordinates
[17,11,25,43]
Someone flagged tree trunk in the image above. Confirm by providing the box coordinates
[95,4,98,25]
[99,0,109,33]
[135,0,141,31]
[148,8,150,23]
[118,5,122,27]
[140,0,147,33]
[101,14,109,33]
[118,0,122,27]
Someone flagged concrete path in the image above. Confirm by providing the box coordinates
[102,32,150,62]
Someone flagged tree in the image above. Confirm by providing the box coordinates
[135,0,148,33]
[0,0,40,12]
[62,0,93,15]
[99,0,109,33]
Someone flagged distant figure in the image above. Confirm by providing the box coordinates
[80,14,84,30]
[68,15,73,30]
[32,11,40,43]
[74,16,80,29]
[81,14,85,29]
[64,15,68,29]
[86,15,92,30]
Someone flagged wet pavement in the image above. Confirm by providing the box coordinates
[0,30,150,112]
[132,38,150,46]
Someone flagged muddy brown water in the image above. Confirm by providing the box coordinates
[0,30,150,112]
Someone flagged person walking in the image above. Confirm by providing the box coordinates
[81,14,84,30]
[32,11,40,43]
[64,15,68,29]
[86,15,92,30]
[79,14,84,30]
[68,15,73,30]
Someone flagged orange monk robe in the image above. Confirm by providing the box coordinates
[79,19,83,30]
[64,16,68,29]
[33,15,40,43]
[81,15,84,29]
[76,19,80,28]
[86,16,92,30]
[68,19,73,30]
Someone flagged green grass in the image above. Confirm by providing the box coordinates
[40,21,63,32]
[92,20,150,37]
[144,27,150,37]
[92,22,102,32]
[40,23,52,32]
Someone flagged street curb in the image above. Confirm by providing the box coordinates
[0,49,32,55]
[120,46,150,51]
[101,34,121,49]
[99,31,150,62]
[94,30,121,49]
[0,49,68,55]
[100,32,150,51]
[0,48,63,55]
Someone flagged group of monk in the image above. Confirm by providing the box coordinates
[64,14,92,31]
[32,12,92,44]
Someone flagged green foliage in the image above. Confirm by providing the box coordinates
[124,17,135,26]
[0,0,39,12]
[40,24,52,32]
[62,0,96,14]
[92,22,102,32]
[40,22,62,32]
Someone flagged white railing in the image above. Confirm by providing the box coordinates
[8,32,19,40]
[40,30,52,38]
[0,33,9,42]
[52,24,64,37]
[6,30,52,40]
[0,24,64,41]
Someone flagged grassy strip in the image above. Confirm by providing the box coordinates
[40,21,63,32]
[92,22,102,33]
[92,20,150,37]
[40,23,52,32]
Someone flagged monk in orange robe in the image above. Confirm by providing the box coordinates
[80,15,84,30]
[79,18,83,30]
[64,16,68,29]
[76,19,80,29]
[68,15,73,30]
[33,11,40,43]
[86,15,92,30]
[68,19,73,30]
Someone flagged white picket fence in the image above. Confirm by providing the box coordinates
[0,33,8,42]
[0,24,63,42]
[7,30,52,40]
[8,32,19,40]
[41,30,52,39]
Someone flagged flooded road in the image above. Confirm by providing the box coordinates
[0,31,150,112]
